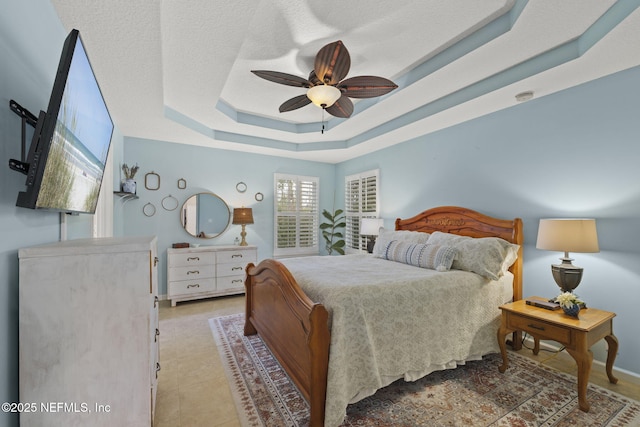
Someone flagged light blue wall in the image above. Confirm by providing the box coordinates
[0,2,124,426]
[336,65,640,376]
[120,137,336,297]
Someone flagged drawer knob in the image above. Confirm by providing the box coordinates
[154,295,159,308]
[187,284,200,289]
[232,279,243,284]
[231,254,243,258]
[187,256,200,262]
[232,266,243,271]
[187,270,200,275]
[155,328,160,342]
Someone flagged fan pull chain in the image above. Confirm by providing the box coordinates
[321,108,325,134]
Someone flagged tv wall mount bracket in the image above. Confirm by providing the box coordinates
[9,99,38,175]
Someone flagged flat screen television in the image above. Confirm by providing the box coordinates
[16,28,113,214]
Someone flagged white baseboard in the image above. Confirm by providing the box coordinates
[523,336,640,386]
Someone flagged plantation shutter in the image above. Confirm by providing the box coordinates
[274,174,319,257]
[344,169,379,253]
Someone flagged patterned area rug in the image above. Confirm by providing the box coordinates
[209,314,640,427]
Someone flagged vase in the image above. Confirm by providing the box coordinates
[122,179,136,194]
[562,304,580,318]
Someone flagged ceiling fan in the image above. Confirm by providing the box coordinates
[251,40,398,119]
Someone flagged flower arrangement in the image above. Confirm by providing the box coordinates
[122,163,139,180]
[555,291,583,309]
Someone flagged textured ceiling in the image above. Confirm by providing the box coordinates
[50,0,640,163]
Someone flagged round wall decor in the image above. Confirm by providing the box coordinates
[236,182,247,193]
[161,195,179,211]
[143,202,156,217]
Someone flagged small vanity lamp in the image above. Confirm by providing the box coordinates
[536,218,599,293]
[361,218,384,253]
[232,207,254,246]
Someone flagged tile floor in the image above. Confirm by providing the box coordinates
[155,295,640,426]
[155,296,244,427]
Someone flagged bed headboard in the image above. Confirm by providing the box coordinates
[395,206,523,301]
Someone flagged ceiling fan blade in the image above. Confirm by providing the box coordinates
[338,76,398,98]
[325,95,354,118]
[279,94,312,113]
[251,70,311,88]
[314,40,350,86]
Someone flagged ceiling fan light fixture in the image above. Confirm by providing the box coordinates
[252,41,396,118]
[307,84,341,108]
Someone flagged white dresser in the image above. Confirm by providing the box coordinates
[18,236,159,427]
[167,245,257,306]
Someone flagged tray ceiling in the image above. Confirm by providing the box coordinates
[51,0,640,163]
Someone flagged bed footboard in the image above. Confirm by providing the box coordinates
[244,259,329,427]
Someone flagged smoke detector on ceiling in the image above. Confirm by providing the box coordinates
[515,91,534,102]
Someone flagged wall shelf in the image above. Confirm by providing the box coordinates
[113,191,138,204]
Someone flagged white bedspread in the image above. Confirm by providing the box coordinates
[280,254,513,427]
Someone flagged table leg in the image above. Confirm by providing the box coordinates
[533,337,540,355]
[605,334,619,384]
[566,347,593,412]
[497,325,510,373]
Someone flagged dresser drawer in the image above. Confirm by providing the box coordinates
[217,261,247,278]
[217,249,256,264]
[168,252,215,267]
[169,265,215,282]
[150,336,159,386]
[217,275,245,291]
[507,313,570,343]
[168,278,216,296]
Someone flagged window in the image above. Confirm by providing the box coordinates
[274,174,319,257]
[345,169,379,253]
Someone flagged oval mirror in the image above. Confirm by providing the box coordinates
[180,192,231,239]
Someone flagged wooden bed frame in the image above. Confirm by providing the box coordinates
[244,206,523,426]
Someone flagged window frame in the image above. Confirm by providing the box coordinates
[273,173,320,258]
[344,169,380,254]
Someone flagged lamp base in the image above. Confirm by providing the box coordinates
[239,224,248,246]
[551,258,583,293]
[366,237,376,254]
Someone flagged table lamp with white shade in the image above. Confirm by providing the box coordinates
[361,218,384,253]
[536,218,599,294]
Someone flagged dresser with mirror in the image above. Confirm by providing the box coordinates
[168,191,257,305]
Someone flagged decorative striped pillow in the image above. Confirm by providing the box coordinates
[381,240,457,271]
[372,228,430,258]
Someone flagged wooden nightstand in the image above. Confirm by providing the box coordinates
[497,297,618,412]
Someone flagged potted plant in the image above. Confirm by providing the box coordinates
[320,208,346,255]
[121,163,139,194]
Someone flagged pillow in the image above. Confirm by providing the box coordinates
[373,228,430,258]
[380,240,457,271]
[426,231,519,280]
[500,245,520,275]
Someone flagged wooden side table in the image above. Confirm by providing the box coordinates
[497,297,618,412]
